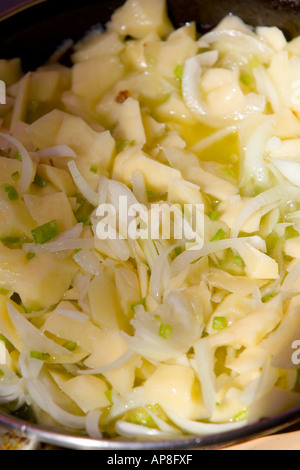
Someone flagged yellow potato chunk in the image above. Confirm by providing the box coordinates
[0,295,22,351]
[43,304,103,353]
[26,109,65,149]
[23,192,77,233]
[17,253,79,311]
[109,0,173,39]
[88,269,123,329]
[114,147,182,192]
[144,364,205,420]
[0,193,36,239]
[116,98,146,146]
[37,165,77,197]
[72,56,124,102]
[60,375,110,413]
[84,329,129,369]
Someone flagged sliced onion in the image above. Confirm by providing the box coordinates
[199,29,273,63]
[182,55,207,120]
[22,223,86,253]
[143,406,181,436]
[131,170,147,205]
[68,160,98,206]
[182,55,264,127]
[71,272,91,304]
[253,66,280,112]
[164,410,247,436]
[240,117,274,187]
[38,145,77,160]
[150,244,178,301]
[80,349,134,375]
[171,236,266,276]
[0,132,34,194]
[7,302,71,356]
[73,249,101,275]
[193,340,216,419]
[231,184,300,239]
[197,50,219,67]
[19,353,44,380]
[26,379,86,430]
[108,387,146,422]
[56,223,84,240]
[86,410,103,439]
[270,159,300,187]
[0,383,23,404]
[55,306,90,324]
[240,357,279,406]
[282,260,300,293]
[204,270,261,299]
[23,238,94,254]
[115,420,171,438]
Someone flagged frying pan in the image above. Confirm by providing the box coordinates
[0,0,299,450]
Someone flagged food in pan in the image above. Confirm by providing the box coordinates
[0,0,299,440]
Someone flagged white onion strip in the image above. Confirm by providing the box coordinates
[38,145,77,160]
[79,349,134,375]
[240,117,274,187]
[0,132,34,194]
[231,184,300,238]
[68,160,98,206]
[164,410,248,436]
[86,410,103,439]
[182,55,207,120]
[150,244,178,301]
[282,260,300,293]
[199,29,273,62]
[115,421,172,438]
[54,223,84,241]
[193,340,217,419]
[23,238,94,254]
[171,236,266,276]
[26,379,86,430]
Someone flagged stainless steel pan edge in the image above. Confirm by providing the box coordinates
[0,402,299,450]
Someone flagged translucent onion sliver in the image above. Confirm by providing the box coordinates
[0,132,34,194]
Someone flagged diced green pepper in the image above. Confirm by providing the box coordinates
[33,174,47,188]
[174,65,184,82]
[11,171,20,182]
[213,316,228,331]
[159,323,173,339]
[90,166,98,174]
[234,408,248,422]
[105,390,114,406]
[2,184,19,201]
[211,229,226,242]
[63,341,77,352]
[209,210,220,221]
[233,255,244,266]
[31,220,60,244]
[30,351,50,361]
[0,334,14,353]
[126,407,157,428]
[240,74,252,86]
